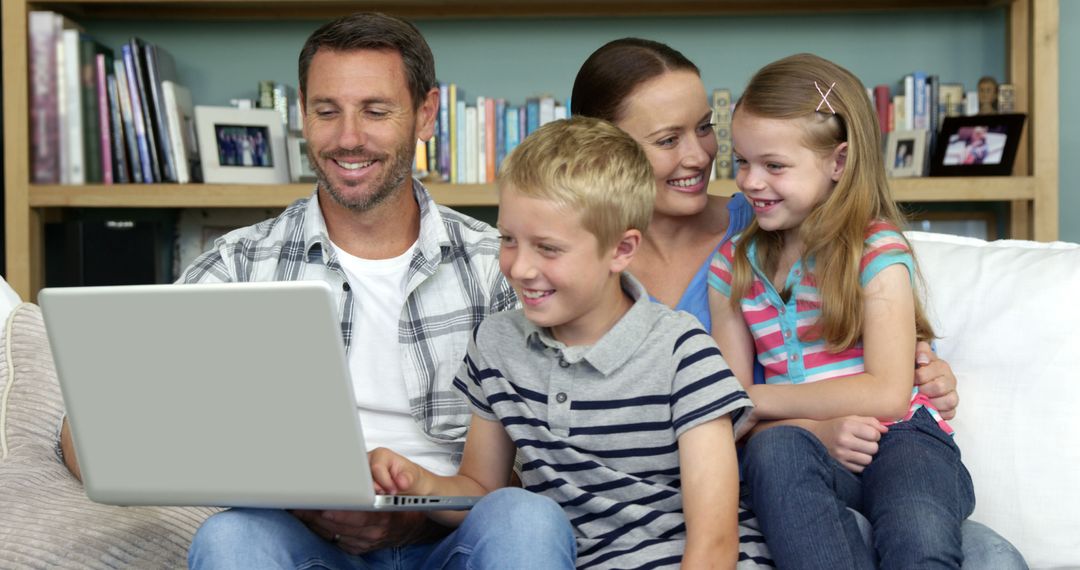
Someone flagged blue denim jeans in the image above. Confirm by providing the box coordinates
[742,408,977,570]
[188,488,575,569]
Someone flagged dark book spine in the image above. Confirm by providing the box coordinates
[121,43,153,183]
[29,12,60,184]
[129,38,162,182]
[145,43,178,182]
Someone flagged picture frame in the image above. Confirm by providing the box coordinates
[286,134,318,183]
[929,113,1026,177]
[885,129,928,178]
[194,106,290,184]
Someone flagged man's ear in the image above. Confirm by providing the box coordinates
[609,229,642,273]
[831,142,848,182]
[416,87,440,142]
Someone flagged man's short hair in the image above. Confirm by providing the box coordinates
[498,116,655,250]
[298,12,435,109]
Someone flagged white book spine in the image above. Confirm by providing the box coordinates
[162,81,189,184]
[465,106,478,184]
[476,96,486,185]
[62,29,84,184]
[539,96,555,127]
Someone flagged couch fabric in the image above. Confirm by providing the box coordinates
[908,231,1080,569]
[0,303,219,569]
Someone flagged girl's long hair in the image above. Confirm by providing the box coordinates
[730,53,934,350]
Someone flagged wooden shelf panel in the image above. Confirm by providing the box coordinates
[29,177,1033,209]
[27,0,1005,20]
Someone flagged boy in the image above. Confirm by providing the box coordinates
[369,117,752,568]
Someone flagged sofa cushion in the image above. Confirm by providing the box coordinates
[0,303,219,569]
[908,231,1080,569]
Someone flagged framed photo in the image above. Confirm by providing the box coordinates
[287,134,317,183]
[929,113,1026,177]
[194,106,290,184]
[885,129,928,178]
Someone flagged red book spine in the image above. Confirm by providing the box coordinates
[874,84,891,135]
[484,98,496,183]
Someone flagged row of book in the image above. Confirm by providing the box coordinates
[414,86,568,185]
[870,72,1012,136]
[29,11,201,185]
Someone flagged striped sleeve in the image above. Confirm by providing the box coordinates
[451,323,499,420]
[707,240,738,298]
[668,314,753,438]
[860,221,914,288]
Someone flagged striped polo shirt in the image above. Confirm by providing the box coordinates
[454,273,753,569]
[708,221,951,433]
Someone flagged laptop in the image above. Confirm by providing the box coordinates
[39,280,477,511]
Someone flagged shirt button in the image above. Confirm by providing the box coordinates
[789,353,800,362]
[795,269,802,276]
[342,282,351,291]
[555,392,568,403]
[559,358,570,368]
[779,306,786,314]
[784,330,792,339]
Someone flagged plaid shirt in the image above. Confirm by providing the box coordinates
[179,180,517,459]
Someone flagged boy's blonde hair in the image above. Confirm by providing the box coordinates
[731,53,934,349]
[498,116,655,251]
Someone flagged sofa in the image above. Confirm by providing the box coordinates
[0,231,1077,569]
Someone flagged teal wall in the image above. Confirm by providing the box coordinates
[86,7,1080,241]
[1060,1,1079,243]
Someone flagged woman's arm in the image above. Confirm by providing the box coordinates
[679,417,741,568]
[369,414,517,527]
[747,264,916,421]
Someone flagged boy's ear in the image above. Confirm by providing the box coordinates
[609,229,642,273]
[830,142,848,182]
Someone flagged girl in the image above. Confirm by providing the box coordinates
[708,53,975,569]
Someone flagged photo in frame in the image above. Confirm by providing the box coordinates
[885,129,928,178]
[287,134,317,183]
[194,106,289,184]
[929,113,1026,177]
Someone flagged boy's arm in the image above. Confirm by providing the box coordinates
[679,417,740,568]
[708,287,757,389]
[369,414,517,527]
[747,264,916,421]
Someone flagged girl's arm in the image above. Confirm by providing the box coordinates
[369,413,517,527]
[679,416,741,568]
[748,264,916,421]
[708,287,757,390]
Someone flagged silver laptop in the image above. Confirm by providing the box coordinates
[39,280,476,511]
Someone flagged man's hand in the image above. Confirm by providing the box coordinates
[807,416,888,473]
[289,509,430,555]
[914,341,960,420]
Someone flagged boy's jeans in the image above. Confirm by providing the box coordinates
[742,407,976,570]
[188,487,575,569]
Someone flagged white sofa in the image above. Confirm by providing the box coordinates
[0,231,1077,568]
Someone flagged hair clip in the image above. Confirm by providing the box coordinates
[815,81,837,114]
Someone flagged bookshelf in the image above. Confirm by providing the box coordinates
[2,0,1060,301]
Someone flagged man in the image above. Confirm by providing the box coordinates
[72,11,534,569]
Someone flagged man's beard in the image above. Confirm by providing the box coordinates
[308,135,416,212]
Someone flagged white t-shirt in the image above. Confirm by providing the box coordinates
[0,276,22,322]
[331,241,457,476]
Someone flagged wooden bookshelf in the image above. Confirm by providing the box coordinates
[2,0,1060,301]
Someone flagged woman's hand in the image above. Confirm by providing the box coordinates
[914,341,959,420]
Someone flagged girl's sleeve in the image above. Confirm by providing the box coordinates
[707,240,737,298]
[860,222,915,287]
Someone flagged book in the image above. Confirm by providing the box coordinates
[485,97,496,183]
[448,84,459,183]
[873,84,891,135]
[900,75,914,130]
[28,11,63,184]
[95,52,114,184]
[476,96,486,184]
[144,41,180,182]
[465,105,478,184]
[455,97,467,184]
[495,98,507,175]
[60,29,84,184]
[162,81,200,184]
[438,83,450,182]
[79,36,112,184]
[912,71,928,130]
[525,97,540,137]
[539,96,555,127]
[128,38,162,182]
[106,73,130,184]
[114,58,143,183]
[505,106,520,161]
[121,42,154,183]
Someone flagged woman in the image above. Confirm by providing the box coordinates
[571,38,1024,568]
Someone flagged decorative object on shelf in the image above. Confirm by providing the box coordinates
[997,83,1016,113]
[194,106,289,184]
[976,75,999,114]
[929,114,1026,177]
[885,129,929,178]
[286,134,317,183]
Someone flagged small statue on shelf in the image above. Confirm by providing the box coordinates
[977,76,998,114]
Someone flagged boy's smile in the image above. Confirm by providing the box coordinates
[497,188,631,347]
